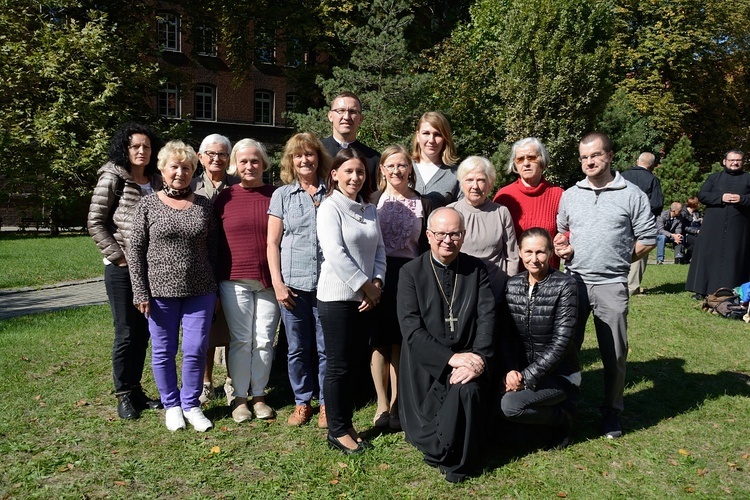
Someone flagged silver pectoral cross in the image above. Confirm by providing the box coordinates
[445,310,458,333]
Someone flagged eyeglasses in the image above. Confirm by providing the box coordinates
[383,163,410,172]
[128,144,151,151]
[203,150,229,160]
[428,230,464,241]
[330,108,361,117]
[579,151,607,163]
[513,154,539,165]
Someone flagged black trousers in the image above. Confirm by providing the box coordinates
[104,264,150,395]
[318,300,372,437]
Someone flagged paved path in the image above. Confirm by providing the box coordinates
[0,278,107,320]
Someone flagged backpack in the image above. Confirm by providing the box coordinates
[702,287,747,320]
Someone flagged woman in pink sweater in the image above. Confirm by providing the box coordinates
[493,137,564,273]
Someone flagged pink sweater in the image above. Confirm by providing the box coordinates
[214,184,276,286]
[493,178,563,272]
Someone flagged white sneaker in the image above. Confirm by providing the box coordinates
[199,382,214,404]
[183,407,213,432]
[224,378,235,407]
[165,406,186,431]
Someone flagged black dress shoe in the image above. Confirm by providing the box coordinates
[327,434,364,455]
[117,393,140,420]
[130,388,163,411]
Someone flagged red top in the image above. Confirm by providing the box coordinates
[493,178,564,272]
[214,184,277,286]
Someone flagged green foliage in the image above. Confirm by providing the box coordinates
[432,0,615,186]
[657,136,703,204]
[613,0,750,162]
[599,88,664,172]
[0,2,160,234]
[288,0,434,150]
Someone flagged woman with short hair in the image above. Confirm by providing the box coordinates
[191,133,240,406]
[493,137,564,273]
[214,139,281,423]
[449,156,518,304]
[129,140,218,432]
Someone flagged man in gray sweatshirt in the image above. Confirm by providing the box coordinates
[554,132,657,439]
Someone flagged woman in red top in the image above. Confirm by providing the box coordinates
[493,137,564,273]
[214,139,280,424]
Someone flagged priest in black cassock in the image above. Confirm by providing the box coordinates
[397,207,495,483]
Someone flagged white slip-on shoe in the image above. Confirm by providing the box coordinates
[183,407,213,432]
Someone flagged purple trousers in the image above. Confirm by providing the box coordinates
[148,293,216,410]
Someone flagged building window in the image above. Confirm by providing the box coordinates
[285,38,306,67]
[254,90,274,125]
[195,26,217,57]
[255,29,276,64]
[158,83,180,118]
[158,13,180,52]
[195,85,216,121]
[285,93,298,113]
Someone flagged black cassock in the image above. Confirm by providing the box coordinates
[686,168,750,295]
[397,251,495,482]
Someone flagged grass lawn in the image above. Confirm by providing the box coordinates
[0,233,102,289]
[1,263,749,498]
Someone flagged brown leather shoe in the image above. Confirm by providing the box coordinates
[317,405,328,429]
[287,404,313,426]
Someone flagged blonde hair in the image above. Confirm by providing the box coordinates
[411,111,460,166]
[279,133,331,184]
[228,138,270,175]
[157,140,198,172]
[377,144,415,191]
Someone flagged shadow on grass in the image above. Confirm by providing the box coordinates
[574,353,750,442]
[645,282,689,294]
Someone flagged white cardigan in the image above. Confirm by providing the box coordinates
[317,190,386,302]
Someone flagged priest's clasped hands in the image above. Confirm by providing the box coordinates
[448,352,485,385]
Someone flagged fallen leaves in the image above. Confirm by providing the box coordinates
[679,449,692,456]
[210,446,221,455]
[73,399,88,408]
[57,463,74,472]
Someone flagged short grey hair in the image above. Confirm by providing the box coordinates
[228,138,270,175]
[199,134,232,154]
[457,156,496,186]
[507,137,550,174]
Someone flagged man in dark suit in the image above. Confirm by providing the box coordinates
[397,207,495,483]
[321,91,380,191]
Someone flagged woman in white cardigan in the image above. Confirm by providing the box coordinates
[317,148,386,455]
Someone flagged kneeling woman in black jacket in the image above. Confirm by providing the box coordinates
[500,227,579,448]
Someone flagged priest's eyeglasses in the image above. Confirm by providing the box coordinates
[428,230,464,241]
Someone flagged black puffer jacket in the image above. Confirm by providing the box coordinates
[504,268,579,389]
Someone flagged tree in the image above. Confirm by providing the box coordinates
[287,0,434,150]
[613,0,750,163]
[598,88,664,172]
[657,136,703,204]
[0,2,165,233]
[431,0,615,186]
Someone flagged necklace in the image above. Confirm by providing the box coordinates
[429,255,459,333]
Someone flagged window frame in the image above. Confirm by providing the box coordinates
[195,84,216,121]
[158,83,180,118]
[254,90,274,125]
[157,13,181,52]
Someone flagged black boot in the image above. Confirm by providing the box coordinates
[117,393,140,420]
[130,388,163,411]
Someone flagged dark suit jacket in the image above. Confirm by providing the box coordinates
[322,136,380,192]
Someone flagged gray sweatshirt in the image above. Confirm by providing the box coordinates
[557,171,657,284]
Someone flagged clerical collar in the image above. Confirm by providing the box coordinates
[335,138,355,149]
[430,254,458,269]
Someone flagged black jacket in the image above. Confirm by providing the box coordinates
[621,166,664,218]
[503,269,579,389]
